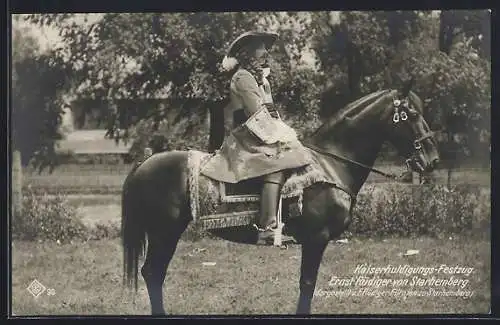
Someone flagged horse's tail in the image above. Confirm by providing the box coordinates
[121,165,147,293]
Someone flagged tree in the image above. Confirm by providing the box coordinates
[435,10,491,184]
[311,11,423,119]
[12,18,72,171]
[24,11,490,175]
[25,12,320,155]
[310,10,490,173]
[374,10,490,182]
[439,9,491,58]
[11,17,39,219]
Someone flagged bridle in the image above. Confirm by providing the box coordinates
[392,98,435,173]
[304,97,434,181]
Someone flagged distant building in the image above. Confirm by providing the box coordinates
[57,129,131,155]
[56,97,213,157]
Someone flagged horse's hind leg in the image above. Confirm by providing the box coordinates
[141,220,188,315]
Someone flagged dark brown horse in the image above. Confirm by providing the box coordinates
[121,85,440,315]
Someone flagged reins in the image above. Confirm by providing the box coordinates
[302,91,431,182]
[303,142,405,181]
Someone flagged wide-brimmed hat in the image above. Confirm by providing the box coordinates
[221,31,279,71]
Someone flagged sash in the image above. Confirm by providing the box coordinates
[244,107,298,145]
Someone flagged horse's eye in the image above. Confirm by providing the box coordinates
[408,109,419,118]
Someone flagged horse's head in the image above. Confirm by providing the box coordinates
[385,80,440,173]
[309,81,440,180]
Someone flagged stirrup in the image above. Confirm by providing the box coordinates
[252,221,277,232]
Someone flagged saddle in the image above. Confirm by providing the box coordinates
[187,149,350,236]
[222,178,261,202]
[212,176,288,246]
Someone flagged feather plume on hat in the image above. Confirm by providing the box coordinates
[221,56,239,71]
[220,31,278,72]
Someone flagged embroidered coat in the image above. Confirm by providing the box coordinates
[201,68,312,183]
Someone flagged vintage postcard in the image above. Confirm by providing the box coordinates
[10,9,491,316]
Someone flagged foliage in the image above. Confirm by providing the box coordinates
[391,13,491,164]
[15,176,489,242]
[312,10,490,163]
[87,221,121,240]
[311,11,422,114]
[126,100,209,159]
[439,10,490,58]
[13,187,122,242]
[13,188,89,242]
[274,68,324,139]
[350,184,490,238]
[22,10,490,166]
[12,22,72,170]
[182,183,490,240]
[24,12,319,153]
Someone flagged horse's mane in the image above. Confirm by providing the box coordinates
[310,89,393,138]
[309,89,424,139]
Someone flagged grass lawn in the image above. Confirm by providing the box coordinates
[12,236,490,316]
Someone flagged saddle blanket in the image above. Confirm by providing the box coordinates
[187,149,351,230]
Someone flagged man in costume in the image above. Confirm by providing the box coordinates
[202,31,312,244]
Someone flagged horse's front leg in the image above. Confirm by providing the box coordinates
[296,230,329,314]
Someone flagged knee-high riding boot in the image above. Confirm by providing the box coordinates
[254,171,285,244]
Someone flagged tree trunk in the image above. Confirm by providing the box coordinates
[12,150,23,219]
[446,131,453,189]
[344,21,361,99]
[208,100,227,153]
[439,11,454,55]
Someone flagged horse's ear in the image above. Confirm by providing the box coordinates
[408,90,424,114]
[399,76,415,98]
